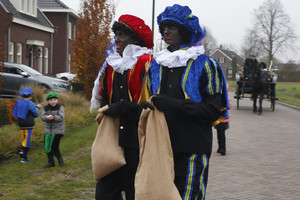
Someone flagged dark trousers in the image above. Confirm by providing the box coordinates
[95,148,139,200]
[174,152,210,200]
[215,123,228,150]
[51,134,63,158]
[47,134,63,164]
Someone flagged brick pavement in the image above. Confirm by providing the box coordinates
[206,92,300,200]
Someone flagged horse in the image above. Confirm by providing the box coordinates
[246,60,271,115]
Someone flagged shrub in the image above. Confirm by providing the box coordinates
[55,92,89,107]
[0,103,10,127]
[1,101,16,123]
[71,82,85,92]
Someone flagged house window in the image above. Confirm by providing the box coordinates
[17,43,22,64]
[44,48,48,74]
[68,22,72,39]
[73,25,76,39]
[38,47,43,73]
[228,67,232,77]
[219,57,225,63]
[20,0,37,16]
[8,42,14,63]
[68,54,71,71]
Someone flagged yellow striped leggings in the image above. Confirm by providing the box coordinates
[174,153,209,200]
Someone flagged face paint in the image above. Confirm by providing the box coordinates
[115,30,139,56]
[162,24,184,52]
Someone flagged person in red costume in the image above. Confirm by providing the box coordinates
[90,15,153,200]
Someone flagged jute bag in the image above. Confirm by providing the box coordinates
[135,101,181,200]
[91,105,126,180]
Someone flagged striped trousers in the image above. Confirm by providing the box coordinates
[20,129,33,148]
[174,153,210,200]
[19,129,33,159]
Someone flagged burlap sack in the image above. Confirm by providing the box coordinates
[135,102,181,200]
[91,105,126,180]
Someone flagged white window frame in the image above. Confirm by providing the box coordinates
[8,42,14,63]
[20,0,37,17]
[17,43,22,64]
[44,48,49,74]
[73,25,76,39]
[68,54,71,71]
[219,57,225,64]
[228,67,232,77]
[38,47,43,73]
[68,22,72,39]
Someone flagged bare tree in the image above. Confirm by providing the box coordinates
[72,0,115,99]
[241,28,263,59]
[250,0,296,65]
[202,26,218,55]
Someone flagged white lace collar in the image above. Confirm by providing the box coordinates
[106,44,152,74]
[154,45,205,68]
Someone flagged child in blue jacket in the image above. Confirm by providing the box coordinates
[13,87,42,163]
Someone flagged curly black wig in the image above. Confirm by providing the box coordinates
[159,20,192,45]
[112,21,145,47]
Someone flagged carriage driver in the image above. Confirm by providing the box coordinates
[243,55,257,78]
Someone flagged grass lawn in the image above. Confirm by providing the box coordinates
[0,121,98,199]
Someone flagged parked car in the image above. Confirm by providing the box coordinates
[0,62,72,97]
[56,72,77,81]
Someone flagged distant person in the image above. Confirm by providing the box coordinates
[40,92,65,168]
[243,55,256,78]
[13,87,42,163]
[215,84,231,155]
[259,62,268,71]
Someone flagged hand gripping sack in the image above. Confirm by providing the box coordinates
[91,105,126,180]
[135,100,181,200]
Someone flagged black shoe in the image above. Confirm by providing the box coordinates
[217,148,221,153]
[219,149,226,156]
[43,163,55,168]
[57,157,64,166]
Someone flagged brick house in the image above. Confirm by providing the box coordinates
[38,0,79,74]
[0,0,54,74]
[0,0,79,75]
[210,48,245,79]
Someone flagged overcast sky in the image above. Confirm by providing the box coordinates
[61,0,300,62]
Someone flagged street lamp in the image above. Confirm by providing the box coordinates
[152,0,155,40]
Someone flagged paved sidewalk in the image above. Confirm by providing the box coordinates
[206,92,300,200]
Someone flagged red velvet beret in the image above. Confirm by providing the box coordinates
[118,15,154,49]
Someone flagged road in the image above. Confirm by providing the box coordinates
[206,92,300,200]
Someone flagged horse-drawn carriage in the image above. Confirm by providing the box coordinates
[234,60,278,113]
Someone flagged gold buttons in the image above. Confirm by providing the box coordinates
[170,69,173,72]
[120,85,123,89]
[120,126,124,130]
[169,84,172,88]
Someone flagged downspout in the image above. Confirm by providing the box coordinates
[7,27,10,62]
[50,32,53,74]
[66,13,69,71]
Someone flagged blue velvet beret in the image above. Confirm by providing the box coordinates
[20,87,34,97]
[157,4,206,46]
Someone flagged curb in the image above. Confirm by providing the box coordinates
[275,101,300,111]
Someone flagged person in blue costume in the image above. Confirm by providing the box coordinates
[147,4,230,199]
[13,87,42,163]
